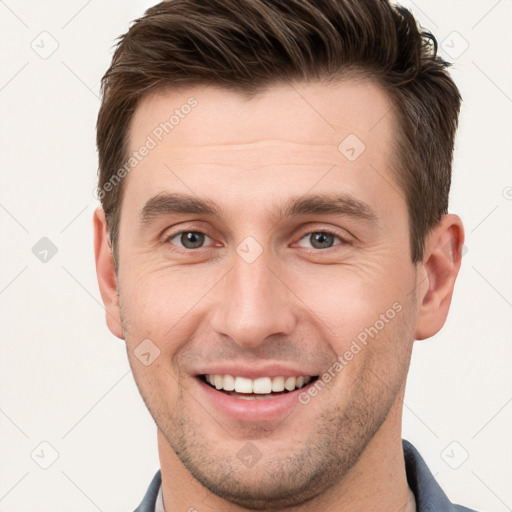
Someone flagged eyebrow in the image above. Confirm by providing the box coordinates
[138,192,378,226]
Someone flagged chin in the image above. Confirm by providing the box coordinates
[184,461,331,510]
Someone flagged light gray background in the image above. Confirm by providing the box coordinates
[0,1,511,511]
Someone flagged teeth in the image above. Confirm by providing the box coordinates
[223,374,235,391]
[271,376,285,392]
[253,377,272,394]
[204,374,314,393]
[214,375,223,390]
[234,376,253,393]
[284,377,296,391]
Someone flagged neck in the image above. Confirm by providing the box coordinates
[158,389,410,512]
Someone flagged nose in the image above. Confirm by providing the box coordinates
[209,249,298,349]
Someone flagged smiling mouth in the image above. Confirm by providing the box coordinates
[200,374,319,399]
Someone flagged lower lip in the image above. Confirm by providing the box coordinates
[194,377,314,422]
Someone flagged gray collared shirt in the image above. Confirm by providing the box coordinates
[133,440,480,512]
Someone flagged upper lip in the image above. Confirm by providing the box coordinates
[195,364,319,379]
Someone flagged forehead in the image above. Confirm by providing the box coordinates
[130,79,395,152]
[123,80,402,218]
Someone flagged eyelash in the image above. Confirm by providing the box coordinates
[163,227,349,251]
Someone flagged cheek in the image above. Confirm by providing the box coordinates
[291,262,406,327]
[119,264,214,338]
[290,263,414,368]
[118,265,219,392]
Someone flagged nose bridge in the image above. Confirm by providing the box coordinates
[210,245,297,347]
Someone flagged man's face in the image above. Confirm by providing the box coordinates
[111,81,423,507]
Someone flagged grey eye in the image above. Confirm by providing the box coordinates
[298,232,341,250]
[170,231,210,249]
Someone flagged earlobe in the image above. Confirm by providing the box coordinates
[93,206,124,340]
[414,214,465,340]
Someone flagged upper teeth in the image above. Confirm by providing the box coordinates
[205,375,312,394]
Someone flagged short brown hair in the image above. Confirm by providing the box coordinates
[96,0,461,266]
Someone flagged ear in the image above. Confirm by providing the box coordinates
[414,214,465,340]
[93,206,124,339]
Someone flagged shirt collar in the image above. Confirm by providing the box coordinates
[154,482,165,512]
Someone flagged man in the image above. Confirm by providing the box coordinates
[93,0,477,510]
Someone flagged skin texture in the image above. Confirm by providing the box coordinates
[94,80,464,511]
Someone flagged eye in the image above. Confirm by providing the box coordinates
[167,231,213,249]
[296,231,344,250]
